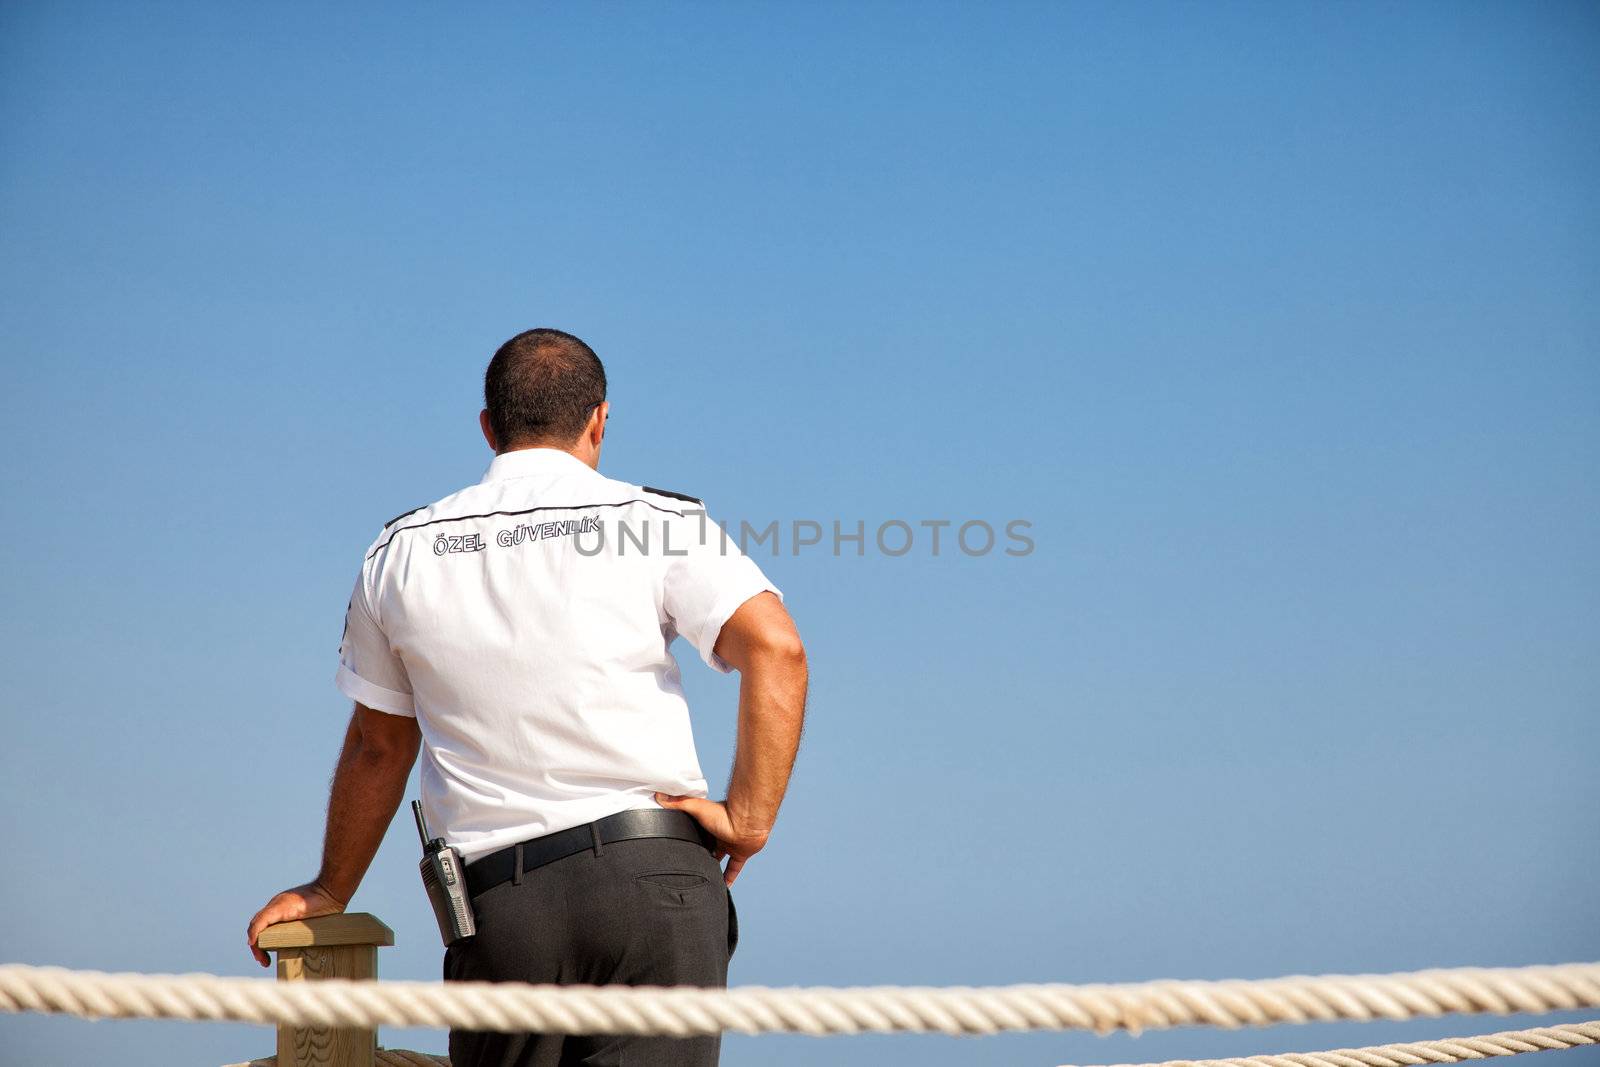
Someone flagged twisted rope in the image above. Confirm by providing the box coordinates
[223,1020,1600,1067]
[1063,1019,1600,1067]
[4,963,1598,1038]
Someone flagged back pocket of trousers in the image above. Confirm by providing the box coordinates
[636,870,712,908]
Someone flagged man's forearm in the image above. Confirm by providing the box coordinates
[315,712,418,902]
[725,645,807,835]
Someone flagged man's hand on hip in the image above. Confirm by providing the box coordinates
[655,793,769,886]
[246,881,348,967]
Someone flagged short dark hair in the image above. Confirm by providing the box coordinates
[483,328,607,448]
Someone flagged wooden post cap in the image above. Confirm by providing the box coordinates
[257,912,395,951]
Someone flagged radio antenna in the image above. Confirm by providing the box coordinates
[412,800,432,848]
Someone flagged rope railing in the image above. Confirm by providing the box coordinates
[220,1018,1600,1067]
[1062,1018,1600,1067]
[3,961,1598,1038]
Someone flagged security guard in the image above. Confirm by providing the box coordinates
[247,328,808,1067]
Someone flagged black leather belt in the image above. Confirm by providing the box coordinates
[465,808,714,898]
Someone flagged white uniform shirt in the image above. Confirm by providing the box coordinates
[336,447,780,862]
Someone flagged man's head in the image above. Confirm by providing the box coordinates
[481,328,609,467]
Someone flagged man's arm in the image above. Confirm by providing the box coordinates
[657,591,807,886]
[246,703,420,966]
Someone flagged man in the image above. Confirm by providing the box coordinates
[246,328,808,1067]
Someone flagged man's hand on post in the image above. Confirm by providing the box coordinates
[654,793,769,886]
[246,880,347,967]
[244,703,419,967]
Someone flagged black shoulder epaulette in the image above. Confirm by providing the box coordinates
[642,485,703,505]
[383,503,427,529]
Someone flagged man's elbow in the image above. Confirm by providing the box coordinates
[750,629,807,675]
[352,706,422,770]
[715,594,808,675]
[363,736,420,770]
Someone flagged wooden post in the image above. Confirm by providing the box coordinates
[258,913,395,1067]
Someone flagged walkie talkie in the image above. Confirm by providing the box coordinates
[413,800,476,946]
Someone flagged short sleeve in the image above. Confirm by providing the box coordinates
[661,505,782,674]
[335,572,416,717]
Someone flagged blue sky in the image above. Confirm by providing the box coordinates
[1,3,1596,1065]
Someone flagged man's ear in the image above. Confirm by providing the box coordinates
[479,409,498,452]
[589,401,609,448]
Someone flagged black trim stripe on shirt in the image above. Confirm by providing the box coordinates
[382,503,428,529]
[642,485,703,505]
[365,498,687,561]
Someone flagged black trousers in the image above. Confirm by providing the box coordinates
[444,832,738,1067]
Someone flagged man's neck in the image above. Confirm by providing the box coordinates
[499,442,598,471]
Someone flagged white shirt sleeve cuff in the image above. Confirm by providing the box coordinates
[696,583,784,674]
[336,663,417,717]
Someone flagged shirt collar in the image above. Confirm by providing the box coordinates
[480,447,595,484]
